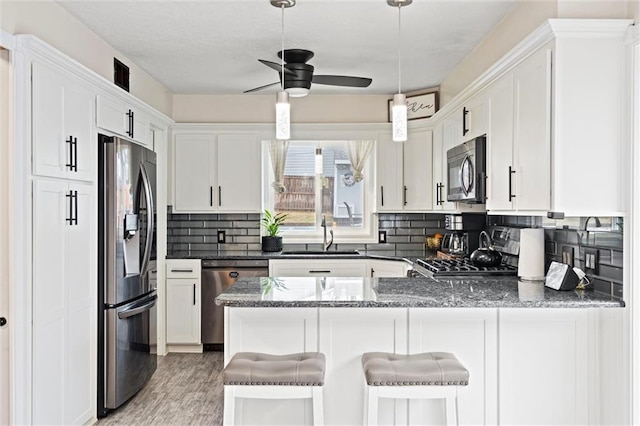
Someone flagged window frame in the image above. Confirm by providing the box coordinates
[262,138,378,244]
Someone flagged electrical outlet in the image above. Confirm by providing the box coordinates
[378,230,387,243]
[217,230,226,244]
[584,248,599,274]
[561,246,574,267]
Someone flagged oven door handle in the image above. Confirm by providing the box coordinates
[459,155,473,196]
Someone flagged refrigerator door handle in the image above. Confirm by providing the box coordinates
[117,296,157,319]
[138,163,155,277]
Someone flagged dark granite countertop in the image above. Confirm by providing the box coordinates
[214,276,624,309]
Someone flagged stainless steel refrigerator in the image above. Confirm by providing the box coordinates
[98,134,157,416]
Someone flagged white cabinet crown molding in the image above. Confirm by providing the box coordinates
[15,35,173,128]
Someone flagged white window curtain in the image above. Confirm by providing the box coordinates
[346,140,373,182]
[269,140,289,193]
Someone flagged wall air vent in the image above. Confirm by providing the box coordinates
[113,58,130,92]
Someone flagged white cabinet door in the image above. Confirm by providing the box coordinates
[499,308,591,425]
[404,128,433,211]
[216,134,261,212]
[173,133,216,212]
[409,309,498,425]
[32,179,95,425]
[462,93,488,140]
[32,61,94,182]
[269,259,368,277]
[368,259,409,277]
[166,278,201,344]
[513,47,552,212]
[376,133,404,211]
[96,95,151,149]
[432,123,456,211]
[486,72,515,211]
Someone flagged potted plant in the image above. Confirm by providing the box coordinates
[261,209,288,252]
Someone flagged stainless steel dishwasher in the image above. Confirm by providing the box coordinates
[201,259,269,351]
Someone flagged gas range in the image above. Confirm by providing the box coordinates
[414,258,518,278]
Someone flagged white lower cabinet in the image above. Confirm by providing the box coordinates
[269,259,368,277]
[166,260,201,347]
[498,308,592,425]
[368,259,410,277]
[32,179,95,425]
[408,309,498,425]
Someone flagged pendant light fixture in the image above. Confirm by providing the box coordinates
[273,0,295,140]
[388,0,412,142]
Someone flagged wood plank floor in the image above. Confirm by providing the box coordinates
[98,352,224,425]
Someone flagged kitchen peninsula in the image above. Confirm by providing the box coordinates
[216,276,623,425]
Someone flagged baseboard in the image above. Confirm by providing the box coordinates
[166,344,203,353]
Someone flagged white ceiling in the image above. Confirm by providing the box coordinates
[56,0,517,96]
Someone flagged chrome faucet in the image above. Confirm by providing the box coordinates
[321,215,334,252]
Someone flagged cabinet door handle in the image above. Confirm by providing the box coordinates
[193,284,196,305]
[403,186,408,206]
[73,190,78,225]
[508,166,516,202]
[170,269,193,273]
[210,186,213,207]
[218,186,222,207]
[65,190,77,225]
[462,107,469,136]
[65,136,77,172]
[130,110,134,138]
[127,110,134,137]
[309,270,331,274]
[436,183,442,205]
[380,186,384,206]
[440,183,445,205]
[370,268,374,278]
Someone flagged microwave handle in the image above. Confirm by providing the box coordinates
[459,155,473,196]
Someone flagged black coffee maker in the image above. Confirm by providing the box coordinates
[440,214,486,256]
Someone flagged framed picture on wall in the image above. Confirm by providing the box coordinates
[388,90,439,121]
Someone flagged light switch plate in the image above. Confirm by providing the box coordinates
[217,230,226,244]
[584,248,598,274]
[378,230,387,244]
[562,246,574,267]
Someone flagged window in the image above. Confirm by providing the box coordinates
[263,140,377,243]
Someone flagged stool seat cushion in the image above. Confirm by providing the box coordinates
[224,352,326,386]
[362,352,469,386]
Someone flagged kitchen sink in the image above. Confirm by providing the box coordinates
[280,250,361,256]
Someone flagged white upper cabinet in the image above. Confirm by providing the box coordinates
[96,94,152,149]
[173,131,261,213]
[32,61,95,182]
[376,127,433,212]
[486,46,551,213]
[484,20,630,216]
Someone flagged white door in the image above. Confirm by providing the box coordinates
[173,133,215,212]
[375,133,403,211]
[0,46,11,426]
[216,133,261,212]
[404,128,433,210]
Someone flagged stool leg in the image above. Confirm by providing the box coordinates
[367,386,379,426]
[363,383,369,425]
[312,386,324,425]
[223,385,235,426]
[444,395,456,426]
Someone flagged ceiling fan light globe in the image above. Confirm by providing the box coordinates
[275,91,291,140]
[286,87,310,97]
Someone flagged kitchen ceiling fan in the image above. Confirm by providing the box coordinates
[244,49,373,97]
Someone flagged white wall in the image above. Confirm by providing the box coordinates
[0,0,173,117]
[439,0,635,106]
[173,94,390,123]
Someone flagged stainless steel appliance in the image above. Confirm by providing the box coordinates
[98,134,157,416]
[446,135,486,203]
[440,213,486,256]
[201,259,269,351]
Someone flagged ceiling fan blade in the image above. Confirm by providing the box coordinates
[312,75,372,88]
[258,59,299,76]
[243,82,281,93]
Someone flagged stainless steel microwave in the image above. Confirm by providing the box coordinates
[446,135,486,203]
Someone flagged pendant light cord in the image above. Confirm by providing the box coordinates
[397,4,402,95]
[281,4,285,90]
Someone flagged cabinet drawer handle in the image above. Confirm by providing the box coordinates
[170,269,193,273]
[309,270,331,274]
[462,107,469,136]
[193,284,196,306]
[508,166,516,202]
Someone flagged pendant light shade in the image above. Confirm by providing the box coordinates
[275,91,290,140]
[392,93,407,142]
[388,0,411,142]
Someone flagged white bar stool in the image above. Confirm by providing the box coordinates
[361,352,469,426]
[223,352,326,425]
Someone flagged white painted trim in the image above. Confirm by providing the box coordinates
[0,30,16,50]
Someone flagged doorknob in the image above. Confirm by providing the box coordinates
[0,317,6,327]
